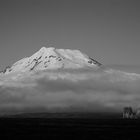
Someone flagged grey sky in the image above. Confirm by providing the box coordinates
[0,0,140,69]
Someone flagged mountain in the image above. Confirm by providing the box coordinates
[1,47,102,74]
[0,47,140,115]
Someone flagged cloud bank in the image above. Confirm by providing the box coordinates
[0,67,140,114]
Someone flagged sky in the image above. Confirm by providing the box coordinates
[0,0,140,69]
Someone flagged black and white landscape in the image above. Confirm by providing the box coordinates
[0,47,139,138]
[0,46,140,115]
[1,0,140,139]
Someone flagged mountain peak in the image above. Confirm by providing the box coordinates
[30,47,56,59]
[39,47,55,52]
[2,47,102,74]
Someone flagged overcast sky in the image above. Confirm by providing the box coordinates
[0,0,140,69]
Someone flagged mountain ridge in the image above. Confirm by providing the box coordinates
[1,47,102,74]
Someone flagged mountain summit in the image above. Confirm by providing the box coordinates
[2,47,102,74]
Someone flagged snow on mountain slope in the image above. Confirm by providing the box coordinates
[1,47,102,74]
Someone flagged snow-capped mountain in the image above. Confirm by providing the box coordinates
[1,47,102,74]
[0,47,140,115]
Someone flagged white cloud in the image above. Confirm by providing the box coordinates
[0,68,140,114]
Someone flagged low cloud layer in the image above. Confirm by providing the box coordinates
[0,67,140,114]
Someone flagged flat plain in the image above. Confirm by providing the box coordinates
[0,113,139,139]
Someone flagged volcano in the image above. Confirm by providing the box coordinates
[1,47,101,74]
[0,46,139,115]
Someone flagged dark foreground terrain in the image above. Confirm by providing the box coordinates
[0,113,140,139]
